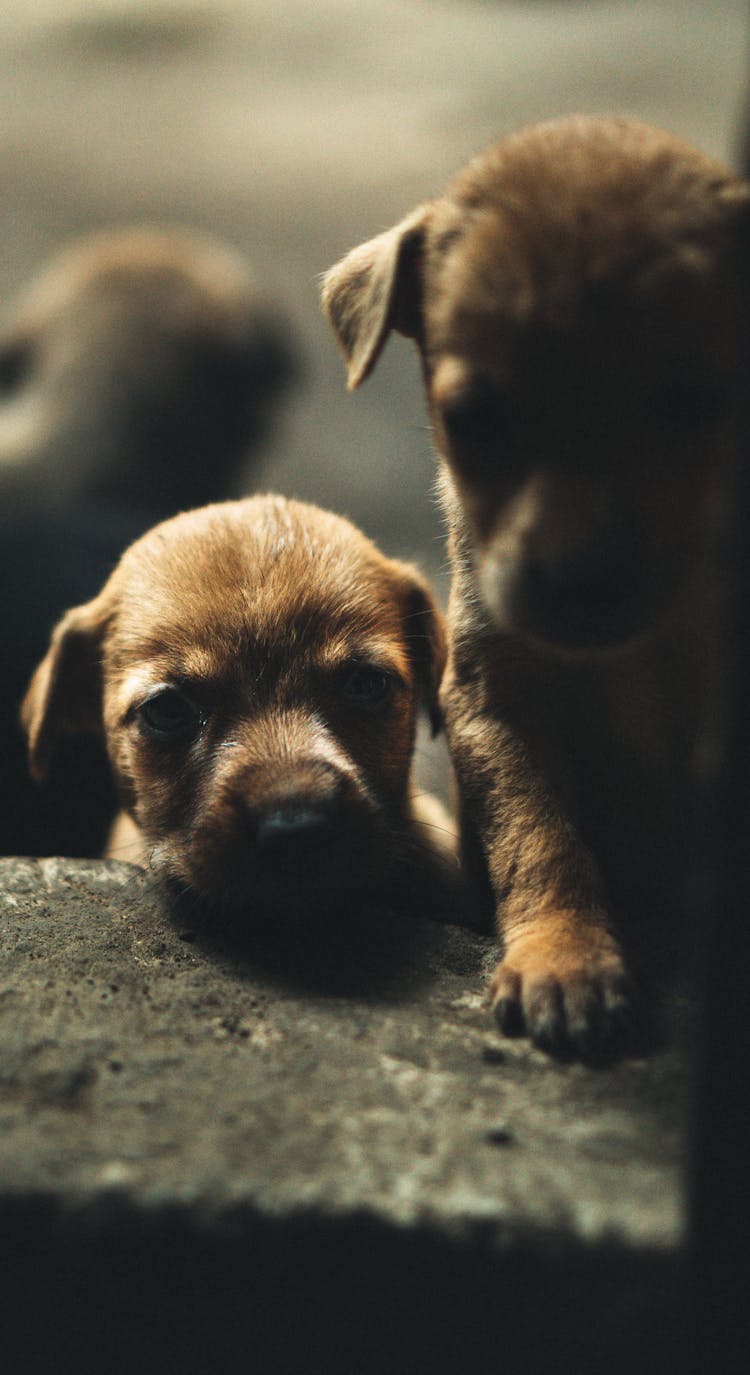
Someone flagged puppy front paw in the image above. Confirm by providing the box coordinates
[489,915,633,1059]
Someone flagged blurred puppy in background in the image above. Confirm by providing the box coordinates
[21,495,458,941]
[1,227,298,857]
[0,225,295,520]
[322,115,747,1055]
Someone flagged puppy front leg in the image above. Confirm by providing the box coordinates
[449,711,633,1057]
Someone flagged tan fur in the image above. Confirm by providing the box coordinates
[322,115,748,1054]
[21,495,458,929]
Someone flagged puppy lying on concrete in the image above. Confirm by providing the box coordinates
[0,226,295,521]
[21,496,457,933]
[322,115,747,1054]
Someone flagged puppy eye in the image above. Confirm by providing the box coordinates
[440,383,507,448]
[343,665,393,705]
[137,687,200,740]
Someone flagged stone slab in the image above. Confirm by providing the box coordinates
[0,857,687,1374]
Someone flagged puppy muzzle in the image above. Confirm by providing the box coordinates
[182,752,389,916]
[479,537,652,652]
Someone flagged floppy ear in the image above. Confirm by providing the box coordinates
[321,206,430,389]
[395,563,447,738]
[20,595,111,783]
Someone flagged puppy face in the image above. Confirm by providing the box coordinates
[22,496,445,917]
[323,117,748,651]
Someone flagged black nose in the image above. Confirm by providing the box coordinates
[254,802,335,853]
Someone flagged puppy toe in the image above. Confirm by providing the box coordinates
[564,978,609,1059]
[525,977,569,1058]
[566,971,636,1059]
[490,965,525,1036]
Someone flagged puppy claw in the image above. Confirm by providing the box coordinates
[494,996,526,1038]
[532,1020,569,1060]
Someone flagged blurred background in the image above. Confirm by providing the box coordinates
[0,0,747,850]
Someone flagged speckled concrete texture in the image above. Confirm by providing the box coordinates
[0,857,686,1373]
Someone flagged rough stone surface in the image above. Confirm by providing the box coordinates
[0,857,687,1374]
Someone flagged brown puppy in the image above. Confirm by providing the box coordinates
[322,115,748,1054]
[0,227,295,519]
[21,495,456,933]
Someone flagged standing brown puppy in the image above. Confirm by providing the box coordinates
[21,496,456,932]
[322,116,748,1054]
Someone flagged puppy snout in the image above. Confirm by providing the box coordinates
[234,758,368,864]
[496,534,647,651]
[254,798,337,853]
[526,543,629,614]
[229,760,383,911]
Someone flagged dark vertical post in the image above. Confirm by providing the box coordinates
[689,155,750,1375]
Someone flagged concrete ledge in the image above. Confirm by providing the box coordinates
[0,858,686,1373]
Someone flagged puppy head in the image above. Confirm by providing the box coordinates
[323,117,749,651]
[0,227,296,516]
[21,496,445,917]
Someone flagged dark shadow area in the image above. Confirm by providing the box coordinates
[0,1192,685,1375]
[166,883,469,1004]
[0,504,142,858]
[688,114,750,1374]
